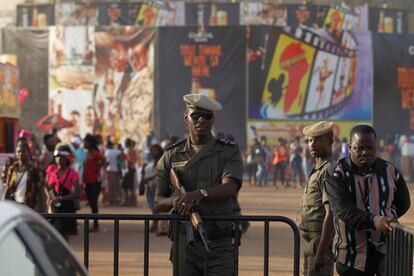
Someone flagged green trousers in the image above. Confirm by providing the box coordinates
[170,232,235,276]
[303,234,334,276]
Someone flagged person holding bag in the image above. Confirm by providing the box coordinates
[45,143,80,241]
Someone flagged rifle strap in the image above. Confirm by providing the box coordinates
[180,137,217,172]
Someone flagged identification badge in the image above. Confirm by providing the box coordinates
[172,161,187,168]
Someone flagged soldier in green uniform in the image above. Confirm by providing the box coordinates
[299,121,336,276]
[154,94,243,276]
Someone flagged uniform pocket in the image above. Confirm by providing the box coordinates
[304,235,321,257]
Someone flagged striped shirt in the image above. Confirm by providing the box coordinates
[325,157,410,272]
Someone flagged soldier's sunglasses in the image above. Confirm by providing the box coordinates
[189,111,214,121]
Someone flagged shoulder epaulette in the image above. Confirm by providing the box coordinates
[165,138,186,151]
[327,161,338,176]
[217,138,237,147]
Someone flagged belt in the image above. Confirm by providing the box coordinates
[178,224,233,241]
[301,230,321,242]
[206,229,233,241]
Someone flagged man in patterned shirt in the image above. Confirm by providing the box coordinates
[325,124,410,275]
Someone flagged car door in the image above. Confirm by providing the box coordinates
[0,220,88,276]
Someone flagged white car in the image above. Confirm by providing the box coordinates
[0,201,88,276]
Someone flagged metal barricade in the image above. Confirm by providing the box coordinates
[42,213,300,276]
[386,222,414,276]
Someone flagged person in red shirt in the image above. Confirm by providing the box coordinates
[83,134,104,232]
[45,143,80,241]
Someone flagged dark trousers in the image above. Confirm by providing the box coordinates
[85,181,101,227]
[336,244,385,276]
[273,162,286,186]
[171,232,235,276]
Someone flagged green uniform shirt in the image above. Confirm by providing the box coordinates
[155,136,243,231]
[300,157,335,233]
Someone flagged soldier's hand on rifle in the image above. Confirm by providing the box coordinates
[173,191,203,215]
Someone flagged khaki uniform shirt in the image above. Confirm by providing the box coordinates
[300,157,334,235]
[155,136,243,232]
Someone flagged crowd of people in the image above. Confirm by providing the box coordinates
[0,128,181,238]
[243,132,411,189]
[0,95,412,276]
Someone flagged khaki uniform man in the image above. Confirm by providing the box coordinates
[154,94,243,276]
[300,121,335,276]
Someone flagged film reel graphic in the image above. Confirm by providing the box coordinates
[260,25,358,120]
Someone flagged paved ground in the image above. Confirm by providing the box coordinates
[69,183,414,276]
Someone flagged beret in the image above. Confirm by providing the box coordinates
[183,93,222,112]
[303,121,334,137]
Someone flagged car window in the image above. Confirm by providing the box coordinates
[25,222,87,276]
[0,230,45,276]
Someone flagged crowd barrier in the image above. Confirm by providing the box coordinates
[42,213,300,276]
[386,222,414,276]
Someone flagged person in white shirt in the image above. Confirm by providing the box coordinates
[104,139,122,205]
[140,144,164,234]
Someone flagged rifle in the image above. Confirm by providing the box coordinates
[170,168,211,252]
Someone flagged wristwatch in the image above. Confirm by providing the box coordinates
[200,189,208,200]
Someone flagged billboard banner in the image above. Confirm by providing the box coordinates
[240,2,287,26]
[185,3,240,26]
[2,29,49,134]
[49,26,96,142]
[156,26,246,148]
[134,1,185,27]
[55,3,99,26]
[0,63,20,119]
[16,4,55,27]
[373,33,414,137]
[98,3,130,26]
[248,26,372,121]
[94,27,155,145]
[369,8,407,34]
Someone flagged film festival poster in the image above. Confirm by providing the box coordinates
[373,33,414,137]
[248,26,372,121]
[246,120,371,146]
[185,3,240,26]
[0,63,20,119]
[260,29,316,119]
[126,2,142,26]
[323,7,345,33]
[98,3,129,26]
[369,8,407,34]
[135,1,185,27]
[286,4,319,30]
[156,26,246,148]
[323,5,369,33]
[240,2,287,26]
[247,26,282,119]
[94,27,155,146]
[55,2,99,26]
[17,4,55,27]
[48,26,96,143]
